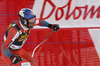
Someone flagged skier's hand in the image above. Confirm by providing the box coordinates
[10,55,22,64]
[52,24,60,32]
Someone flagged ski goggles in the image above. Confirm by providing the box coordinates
[28,17,36,23]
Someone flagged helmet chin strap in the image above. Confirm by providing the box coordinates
[22,19,30,28]
[20,20,29,29]
[26,25,29,28]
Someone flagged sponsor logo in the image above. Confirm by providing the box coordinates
[18,33,29,42]
[39,0,100,20]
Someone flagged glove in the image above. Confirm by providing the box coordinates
[52,24,59,32]
[10,55,22,64]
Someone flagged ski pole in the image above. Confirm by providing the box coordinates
[32,30,54,57]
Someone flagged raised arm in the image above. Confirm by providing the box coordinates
[35,18,60,32]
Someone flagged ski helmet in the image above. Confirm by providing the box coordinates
[18,8,36,27]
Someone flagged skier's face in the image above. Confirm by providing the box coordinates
[27,17,36,28]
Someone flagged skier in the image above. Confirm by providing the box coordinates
[1,8,59,66]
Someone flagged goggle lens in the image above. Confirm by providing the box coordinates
[29,17,36,23]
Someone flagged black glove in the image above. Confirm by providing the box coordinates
[52,24,59,32]
[48,24,60,32]
[10,55,22,64]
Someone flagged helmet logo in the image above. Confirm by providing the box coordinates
[31,11,35,16]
